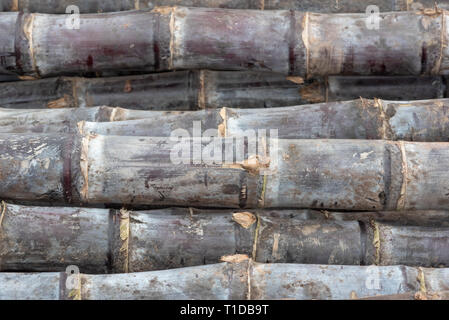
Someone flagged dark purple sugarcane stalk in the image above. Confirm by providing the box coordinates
[1,0,448,13]
[0,71,446,109]
[2,8,449,78]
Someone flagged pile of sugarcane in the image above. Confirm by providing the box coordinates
[1,0,449,301]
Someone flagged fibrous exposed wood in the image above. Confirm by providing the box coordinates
[1,261,448,300]
[1,0,448,13]
[1,204,448,273]
[78,98,449,142]
[3,8,449,78]
[0,72,446,110]
[1,134,449,211]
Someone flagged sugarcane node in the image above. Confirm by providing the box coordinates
[0,201,6,229]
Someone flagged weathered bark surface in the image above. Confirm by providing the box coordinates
[371,223,449,266]
[0,72,446,110]
[0,134,79,203]
[1,0,448,13]
[1,204,448,273]
[0,204,110,273]
[2,135,449,211]
[327,76,447,102]
[3,8,449,77]
[79,98,449,142]
[0,261,448,300]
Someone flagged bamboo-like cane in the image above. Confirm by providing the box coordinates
[1,203,448,273]
[0,71,322,109]
[0,72,446,109]
[76,98,449,142]
[0,259,447,300]
[1,134,449,211]
[1,0,448,13]
[2,98,449,142]
[3,8,449,78]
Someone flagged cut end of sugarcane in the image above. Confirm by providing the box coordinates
[220,254,250,263]
[232,212,257,229]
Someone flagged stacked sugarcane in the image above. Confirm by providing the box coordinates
[1,1,449,301]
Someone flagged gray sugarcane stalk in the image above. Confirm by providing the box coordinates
[1,0,448,13]
[2,98,449,142]
[1,134,449,211]
[0,258,447,300]
[1,203,448,273]
[77,98,449,142]
[0,106,151,133]
[0,71,447,110]
[3,7,449,78]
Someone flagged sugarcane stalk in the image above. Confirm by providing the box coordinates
[1,0,448,13]
[78,98,449,142]
[0,72,447,110]
[2,97,449,142]
[0,259,448,300]
[1,203,448,273]
[3,8,449,78]
[1,134,449,211]
[0,71,322,110]
[0,106,153,133]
